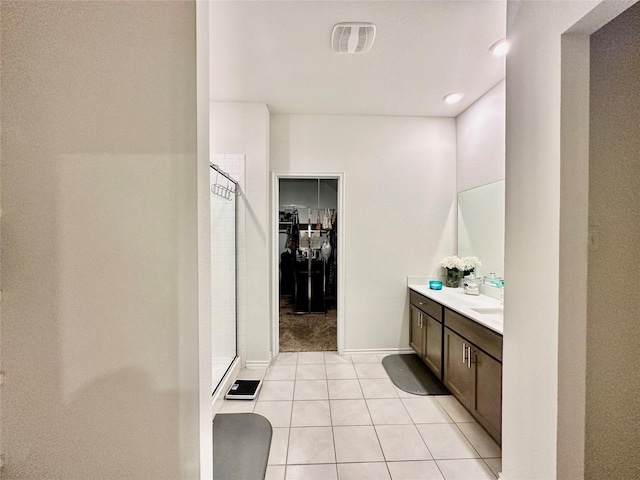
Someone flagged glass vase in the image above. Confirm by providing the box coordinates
[445,268,460,288]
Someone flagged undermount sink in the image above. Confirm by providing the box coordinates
[471,307,504,320]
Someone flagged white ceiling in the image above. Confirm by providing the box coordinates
[209,1,506,118]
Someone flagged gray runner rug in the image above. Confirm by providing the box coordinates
[213,413,272,480]
[382,354,450,396]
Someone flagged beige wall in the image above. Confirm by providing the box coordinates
[587,3,640,477]
[1,2,201,478]
[271,114,456,352]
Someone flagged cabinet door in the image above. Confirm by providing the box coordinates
[472,347,502,443]
[409,304,425,357]
[443,327,472,407]
[424,314,442,378]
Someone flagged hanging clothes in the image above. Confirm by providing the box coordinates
[322,208,332,230]
[327,213,337,296]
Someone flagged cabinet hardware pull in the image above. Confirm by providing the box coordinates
[467,346,472,368]
[462,342,467,364]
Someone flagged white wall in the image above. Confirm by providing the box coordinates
[502,2,600,479]
[210,103,271,364]
[456,80,506,193]
[271,115,456,352]
[1,1,201,478]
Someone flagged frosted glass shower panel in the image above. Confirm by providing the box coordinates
[210,168,237,392]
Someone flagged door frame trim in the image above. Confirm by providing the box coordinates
[270,172,345,356]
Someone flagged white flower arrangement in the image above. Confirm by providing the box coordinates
[439,255,482,272]
[460,256,482,272]
[439,255,464,270]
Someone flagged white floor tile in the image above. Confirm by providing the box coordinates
[265,364,297,381]
[354,362,389,379]
[268,427,290,465]
[253,352,497,480]
[218,400,255,414]
[456,422,501,458]
[435,458,497,480]
[417,424,480,460]
[484,457,502,477]
[375,424,433,461]
[287,427,335,464]
[333,425,385,463]
[386,460,445,480]
[351,354,383,363]
[259,381,295,401]
[360,378,400,399]
[435,396,476,423]
[273,352,298,365]
[394,385,420,398]
[337,462,391,480]
[327,379,363,399]
[236,367,267,380]
[330,399,372,425]
[295,364,327,380]
[293,380,328,400]
[265,465,286,480]
[401,396,454,424]
[326,363,358,379]
[291,400,331,427]
[324,352,352,364]
[297,352,325,365]
[285,463,337,480]
[253,401,293,428]
[366,398,413,425]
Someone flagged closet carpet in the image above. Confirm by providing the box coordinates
[279,304,337,352]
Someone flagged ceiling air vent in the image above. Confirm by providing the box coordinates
[331,23,376,54]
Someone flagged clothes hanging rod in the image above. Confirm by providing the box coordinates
[210,162,239,186]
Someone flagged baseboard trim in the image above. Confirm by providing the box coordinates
[211,357,242,416]
[244,359,271,369]
[344,347,414,356]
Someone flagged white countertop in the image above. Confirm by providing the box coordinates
[409,284,504,335]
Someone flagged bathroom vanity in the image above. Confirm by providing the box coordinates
[409,284,503,444]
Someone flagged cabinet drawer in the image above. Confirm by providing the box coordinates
[445,308,502,362]
[409,291,443,322]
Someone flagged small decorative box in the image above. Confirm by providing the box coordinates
[429,280,443,290]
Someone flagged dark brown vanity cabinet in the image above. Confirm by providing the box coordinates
[443,308,502,444]
[409,304,426,357]
[409,291,443,379]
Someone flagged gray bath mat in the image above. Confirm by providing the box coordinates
[382,354,450,396]
[213,413,272,480]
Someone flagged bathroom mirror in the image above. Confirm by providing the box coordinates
[457,180,505,279]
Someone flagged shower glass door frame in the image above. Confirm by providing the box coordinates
[210,164,238,393]
[271,171,345,356]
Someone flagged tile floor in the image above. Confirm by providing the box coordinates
[218,352,501,480]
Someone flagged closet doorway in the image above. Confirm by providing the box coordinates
[272,173,344,355]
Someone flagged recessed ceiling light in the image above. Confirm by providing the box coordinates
[443,92,464,104]
[489,39,509,56]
